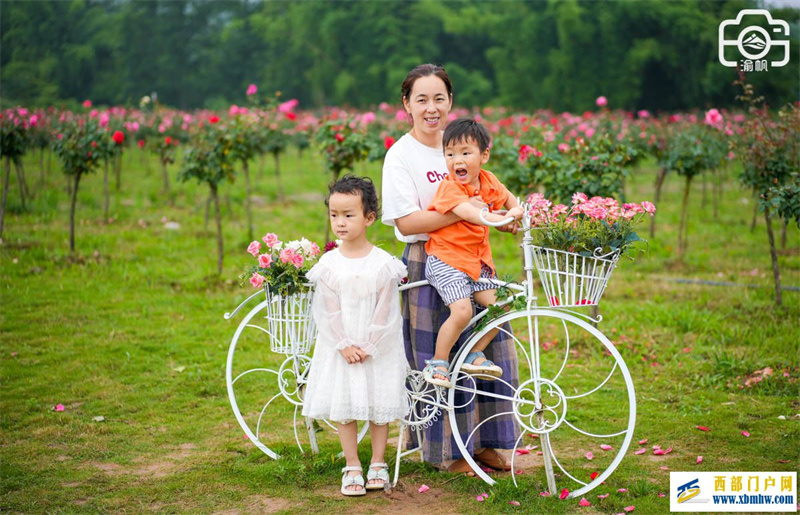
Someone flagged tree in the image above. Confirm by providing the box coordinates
[51,113,103,252]
[179,118,236,275]
[737,79,800,307]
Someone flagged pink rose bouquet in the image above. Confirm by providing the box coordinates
[242,233,321,296]
[526,192,656,259]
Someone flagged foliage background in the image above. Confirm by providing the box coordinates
[1,0,798,112]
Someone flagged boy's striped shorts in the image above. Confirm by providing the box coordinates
[424,255,496,306]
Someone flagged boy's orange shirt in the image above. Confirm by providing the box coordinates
[425,169,511,280]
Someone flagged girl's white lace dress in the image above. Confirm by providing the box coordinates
[301,247,409,424]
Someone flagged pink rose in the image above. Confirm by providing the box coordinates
[278,99,299,113]
[247,241,261,257]
[246,84,258,96]
[704,108,723,128]
[558,143,570,154]
[249,273,265,289]
[641,201,656,215]
[291,253,305,268]
[571,192,588,205]
[262,233,280,248]
[308,242,320,257]
[258,253,273,268]
[596,96,607,107]
[360,111,376,125]
[280,248,297,264]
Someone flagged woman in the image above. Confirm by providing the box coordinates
[381,63,519,473]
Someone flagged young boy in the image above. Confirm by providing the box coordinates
[422,118,523,387]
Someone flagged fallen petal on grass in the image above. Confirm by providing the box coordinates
[696,425,710,431]
[618,488,628,493]
[418,485,429,493]
[515,449,530,455]
[634,449,646,455]
[585,452,594,460]
[600,444,613,451]
[560,488,570,500]
[508,501,520,506]
[697,455,703,464]
[660,466,669,470]
[624,506,635,512]
[540,491,551,497]
[578,498,591,507]
[598,493,610,499]
[590,471,599,480]
[53,404,65,412]
[92,416,105,422]
[741,430,750,437]
[638,439,648,445]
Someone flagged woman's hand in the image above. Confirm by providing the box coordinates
[339,346,367,364]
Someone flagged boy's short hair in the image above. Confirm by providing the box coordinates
[443,118,492,153]
[325,175,380,218]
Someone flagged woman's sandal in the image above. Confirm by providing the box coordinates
[461,351,503,380]
[341,465,366,496]
[365,462,390,490]
[423,359,451,388]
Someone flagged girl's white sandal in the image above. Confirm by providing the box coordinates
[366,462,390,490]
[341,465,366,496]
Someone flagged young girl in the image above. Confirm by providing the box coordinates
[302,176,409,496]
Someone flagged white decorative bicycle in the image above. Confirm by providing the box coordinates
[225,204,636,498]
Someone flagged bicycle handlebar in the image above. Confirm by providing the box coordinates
[478,207,517,227]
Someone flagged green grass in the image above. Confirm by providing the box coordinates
[1,148,798,513]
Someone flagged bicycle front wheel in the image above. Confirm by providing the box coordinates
[448,309,636,498]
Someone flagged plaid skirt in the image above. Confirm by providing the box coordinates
[402,242,519,465]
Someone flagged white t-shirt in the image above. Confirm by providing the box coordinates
[381,133,448,243]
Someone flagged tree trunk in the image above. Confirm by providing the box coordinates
[711,168,719,220]
[678,175,693,260]
[764,210,782,307]
[324,168,344,243]
[781,219,787,249]
[273,151,285,202]
[649,167,667,238]
[103,159,110,221]
[161,159,172,205]
[243,159,253,241]
[0,157,11,237]
[39,148,45,185]
[69,173,82,253]
[14,160,27,209]
[204,193,211,230]
[115,152,122,191]
[701,170,708,209]
[211,184,224,276]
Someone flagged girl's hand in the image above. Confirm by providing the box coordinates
[339,346,367,364]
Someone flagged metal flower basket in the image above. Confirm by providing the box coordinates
[531,246,621,307]
[263,286,316,355]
